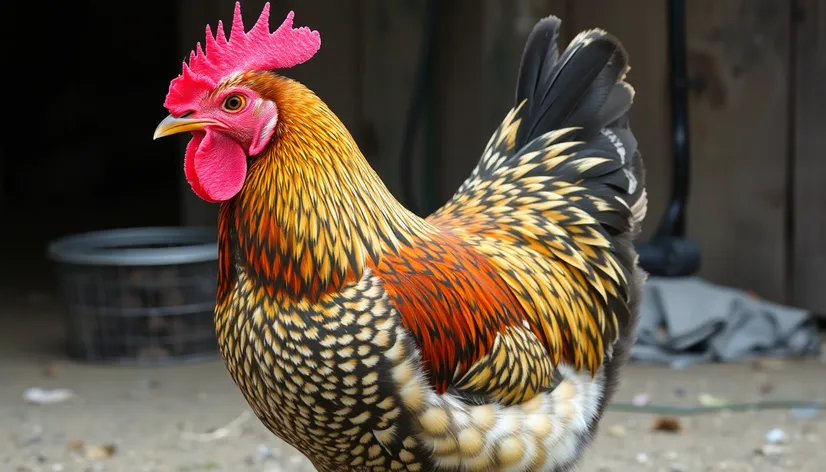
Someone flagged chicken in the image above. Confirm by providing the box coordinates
[153,3,647,471]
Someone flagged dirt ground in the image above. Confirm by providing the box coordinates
[1,292,825,472]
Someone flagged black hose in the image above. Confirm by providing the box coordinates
[400,0,440,216]
[657,0,691,239]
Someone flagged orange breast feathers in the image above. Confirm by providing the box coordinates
[370,228,534,395]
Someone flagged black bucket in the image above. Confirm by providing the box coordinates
[47,227,220,365]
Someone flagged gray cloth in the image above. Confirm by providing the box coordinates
[631,276,822,365]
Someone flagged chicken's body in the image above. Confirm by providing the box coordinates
[157,5,646,471]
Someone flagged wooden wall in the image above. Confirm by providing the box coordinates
[178,0,825,314]
[424,0,826,313]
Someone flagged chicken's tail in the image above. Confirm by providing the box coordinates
[513,12,648,389]
[434,15,647,287]
[519,17,646,232]
[439,16,647,240]
[429,15,648,443]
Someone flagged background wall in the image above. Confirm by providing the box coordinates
[1,0,822,316]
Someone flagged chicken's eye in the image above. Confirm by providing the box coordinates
[222,94,246,112]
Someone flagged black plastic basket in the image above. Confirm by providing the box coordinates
[47,227,220,365]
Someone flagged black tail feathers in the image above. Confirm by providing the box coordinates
[514,17,633,150]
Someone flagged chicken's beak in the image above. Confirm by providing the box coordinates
[153,115,223,140]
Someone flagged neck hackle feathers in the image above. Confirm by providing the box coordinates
[164,2,321,115]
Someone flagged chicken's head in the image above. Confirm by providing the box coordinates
[153,2,320,203]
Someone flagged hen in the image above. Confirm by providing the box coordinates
[154,3,647,471]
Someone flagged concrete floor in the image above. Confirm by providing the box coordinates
[1,289,825,472]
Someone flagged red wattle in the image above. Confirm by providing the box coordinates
[183,130,247,203]
[184,132,209,201]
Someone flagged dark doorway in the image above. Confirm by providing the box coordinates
[1,1,183,293]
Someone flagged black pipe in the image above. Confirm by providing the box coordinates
[659,0,691,239]
[633,0,701,277]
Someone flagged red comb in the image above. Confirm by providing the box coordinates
[164,2,321,114]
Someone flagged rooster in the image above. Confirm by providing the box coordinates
[154,3,646,471]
